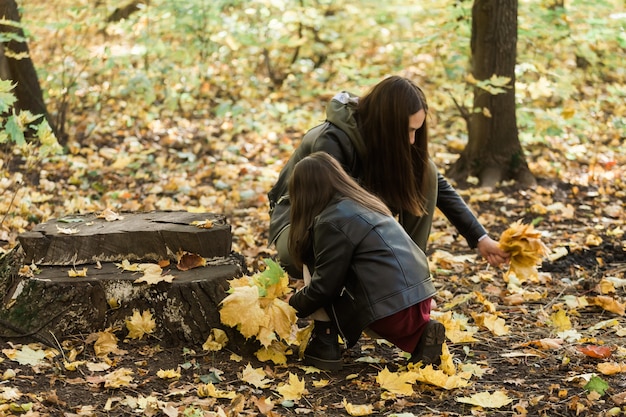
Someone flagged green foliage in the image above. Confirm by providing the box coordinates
[254,259,286,297]
[584,374,609,396]
[16,0,625,151]
[0,81,60,160]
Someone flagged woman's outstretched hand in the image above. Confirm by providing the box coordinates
[477,236,510,267]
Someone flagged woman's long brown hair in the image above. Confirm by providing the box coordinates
[288,152,392,270]
[358,75,430,216]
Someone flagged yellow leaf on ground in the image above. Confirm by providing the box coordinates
[156,369,180,379]
[125,310,156,340]
[197,383,236,399]
[375,367,417,396]
[597,362,626,375]
[276,372,306,401]
[4,345,46,366]
[104,368,134,388]
[433,311,478,344]
[343,398,374,416]
[241,363,272,389]
[94,330,127,357]
[472,312,510,336]
[550,309,572,331]
[439,343,455,376]
[587,296,626,316]
[312,379,329,387]
[412,365,471,390]
[456,390,514,408]
[202,328,229,352]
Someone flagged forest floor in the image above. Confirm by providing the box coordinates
[1,176,626,417]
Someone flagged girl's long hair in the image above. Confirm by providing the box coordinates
[288,152,392,270]
[358,75,430,216]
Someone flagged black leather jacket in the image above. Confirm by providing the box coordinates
[268,103,487,248]
[288,198,436,347]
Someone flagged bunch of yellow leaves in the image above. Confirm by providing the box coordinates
[219,259,297,363]
[499,220,550,282]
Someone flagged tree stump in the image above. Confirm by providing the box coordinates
[0,211,255,352]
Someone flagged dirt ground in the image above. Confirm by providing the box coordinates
[1,178,626,417]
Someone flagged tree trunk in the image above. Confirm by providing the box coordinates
[447,0,535,188]
[0,0,61,143]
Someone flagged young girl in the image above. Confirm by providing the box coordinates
[287,152,445,371]
[269,76,510,279]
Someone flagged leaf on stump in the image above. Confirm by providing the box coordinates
[176,251,206,271]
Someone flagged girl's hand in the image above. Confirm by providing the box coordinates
[477,236,510,267]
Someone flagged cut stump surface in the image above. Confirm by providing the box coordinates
[18,211,232,266]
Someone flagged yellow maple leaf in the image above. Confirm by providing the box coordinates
[276,372,306,401]
[550,309,572,331]
[63,360,86,371]
[597,362,626,375]
[133,265,176,285]
[125,310,156,340]
[434,311,478,343]
[220,285,268,339]
[412,365,471,390]
[104,368,134,388]
[439,343,456,376]
[241,363,272,389]
[296,323,314,358]
[587,296,626,316]
[202,328,229,351]
[265,298,297,343]
[375,367,417,396]
[312,379,329,387]
[94,330,127,357]
[68,268,88,277]
[255,341,290,365]
[499,221,549,282]
[197,383,236,399]
[343,399,374,416]
[156,368,181,379]
[472,312,510,336]
[456,390,514,408]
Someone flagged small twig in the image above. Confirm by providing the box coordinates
[0,186,21,229]
[48,330,67,362]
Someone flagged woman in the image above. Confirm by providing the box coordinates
[268,76,509,278]
[287,152,444,371]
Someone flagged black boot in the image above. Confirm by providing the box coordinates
[410,320,445,366]
[304,321,343,371]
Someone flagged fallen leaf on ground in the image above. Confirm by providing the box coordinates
[456,390,514,408]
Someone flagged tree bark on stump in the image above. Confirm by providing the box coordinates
[0,211,258,354]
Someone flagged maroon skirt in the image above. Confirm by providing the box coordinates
[367,297,432,353]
